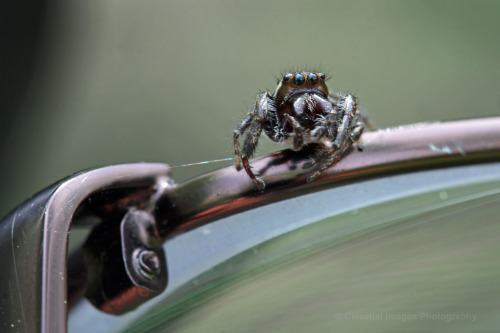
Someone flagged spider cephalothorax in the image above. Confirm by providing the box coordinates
[234,71,369,189]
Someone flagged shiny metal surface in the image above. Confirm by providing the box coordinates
[42,164,171,332]
[0,181,62,332]
[0,164,171,333]
[157,117,500,235]
[129,172,500,332]
[68,162,500,333]
[83,209,168,315]
[1,117,500,332]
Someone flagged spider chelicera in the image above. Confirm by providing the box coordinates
[234,71,371,190]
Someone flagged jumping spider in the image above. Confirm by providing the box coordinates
[234,71,370,190]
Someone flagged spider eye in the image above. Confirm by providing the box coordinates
[319,73,325,80]
[282,73,292,83]
[293,73,305,86]
[307,73,319,85]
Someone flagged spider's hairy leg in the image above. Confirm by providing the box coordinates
[318,94,341,141]
[332,93,357,148]
[241,122,265,189]
[283,114,305,150]
[302,142,336,169]
[303,96,337,169]
[350,113,365,151]
[306,93,362,183]
[235,91,274,190]
[311,95,336,141]
[310,122,328,142]
[300,95,338,169]
[234,113,254,170]
[306,143,352,183]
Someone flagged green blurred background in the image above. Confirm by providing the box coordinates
[1,0,499,217]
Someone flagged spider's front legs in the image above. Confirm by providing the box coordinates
[241,122,265,189]
[303,96,337,170]
[234,91,274,190]
[306,93,363,183]
[349,115,365,151]
[234,113,253,170]
[283,114,305,150]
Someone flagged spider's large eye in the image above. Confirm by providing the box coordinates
[307,73,319,85]
[293,73,305,86]
[282,73,292,83]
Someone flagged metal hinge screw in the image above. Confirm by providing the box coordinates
[136,250,160,279]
